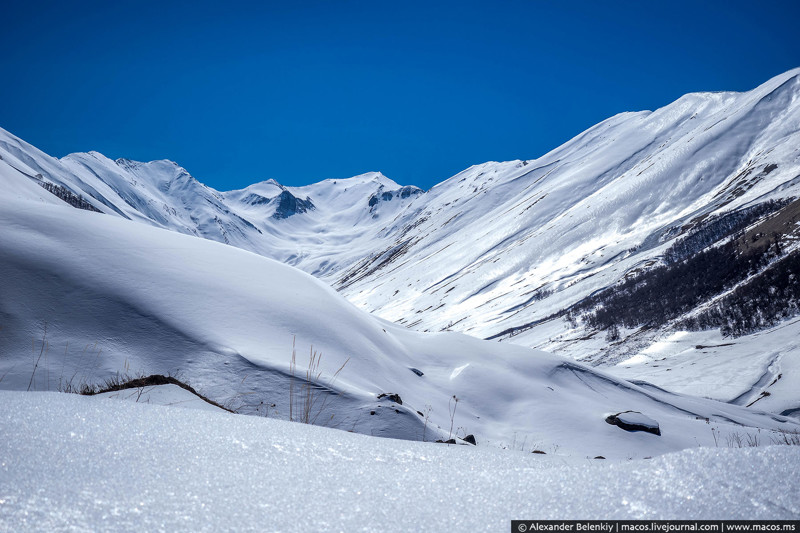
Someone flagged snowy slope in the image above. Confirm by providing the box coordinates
[612,317,800,418]
[1,172,797,457]
[2,70,799,344]
[323,68,800,419]
[334,68,800,341]
[1,391,798,531]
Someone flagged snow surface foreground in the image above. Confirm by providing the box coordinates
[1,392,798,532]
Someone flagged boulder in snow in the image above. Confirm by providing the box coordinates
[377,393,402,405]
[605,411,661,436]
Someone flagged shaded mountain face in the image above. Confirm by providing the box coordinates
[2,69,800,411]
[271,190,315,219]
[368,185,424,211]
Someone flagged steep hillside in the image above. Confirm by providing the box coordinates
[334,69,800,341]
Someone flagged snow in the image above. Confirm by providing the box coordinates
[609,411,660,431]
[3,72,800,420]
[2,69,800,468]
[613,318,800,417]
[1,172,797,458]
[336,69,800,342]
[3,69,799,353]
[1,391,798,531]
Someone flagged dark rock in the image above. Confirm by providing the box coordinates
[531,450,546,454]
[272,190,315,219]
[463,434,476,445]
[594,456,606,460]
[377,393,402,405]
[409,367,424,377]
[368,186,423,211]
[605,411,661,436]
[242,193,271,206]
[435,439,457,444]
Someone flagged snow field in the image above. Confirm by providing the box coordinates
[1,391,798,532]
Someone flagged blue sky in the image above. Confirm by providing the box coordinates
[2,1,798,191]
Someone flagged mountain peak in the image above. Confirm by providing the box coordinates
[263,178,284,188]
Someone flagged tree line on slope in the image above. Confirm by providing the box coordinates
[663,199,791,264]
[39,181,102,212]
[676,251,800,337]
[571,199,800,338]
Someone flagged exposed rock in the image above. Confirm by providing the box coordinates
[377,393,402,405]
[605,411,661,436]
[531,450,546,454]
[463,434,476,445]
[272,190,315,219]
[409,367,424,377]
[241,193,271,206]
[368,186,423,212]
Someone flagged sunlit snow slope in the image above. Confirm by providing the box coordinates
[333,69,800,342]
[0,126,421,279]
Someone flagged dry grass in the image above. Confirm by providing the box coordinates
[289,338,349,425]
[448,395,459,440]
[717,427,800,448]
[27,323,48,391]
[80,373,234,412]
[771,428,800,446]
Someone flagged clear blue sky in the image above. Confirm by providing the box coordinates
[2,1,798,191]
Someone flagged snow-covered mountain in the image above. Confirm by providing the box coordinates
[333,69,800,341]
[2,70,799,342]
[2,68,800,433]
[0,129,422,278]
